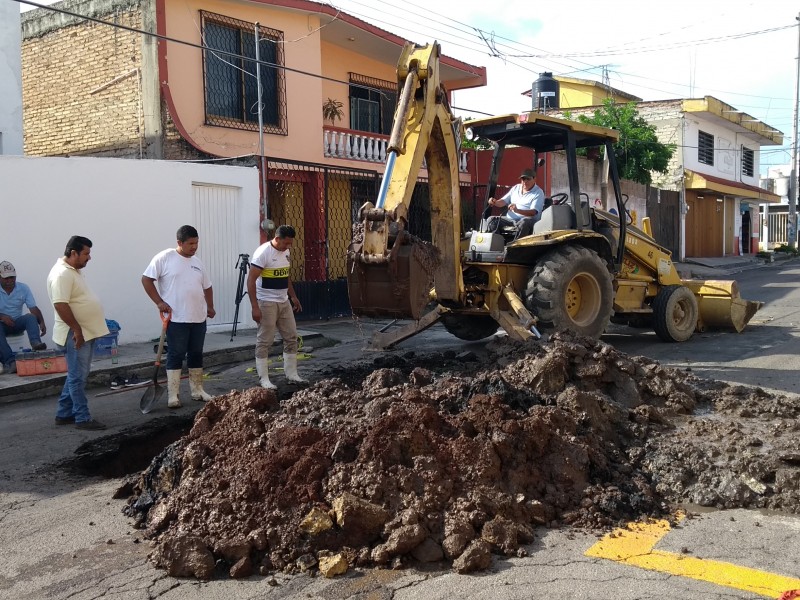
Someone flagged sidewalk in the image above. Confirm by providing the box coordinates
[2,253,794,404]
[675,252,793,278]
[0,319,365,404]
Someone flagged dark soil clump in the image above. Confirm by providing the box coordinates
[121,331,800,578]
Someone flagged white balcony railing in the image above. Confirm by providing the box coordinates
[323,127,469,173]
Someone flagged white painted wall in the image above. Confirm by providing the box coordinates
[0,156,260,344]
[683,116,760,187]
[0,1,24,155]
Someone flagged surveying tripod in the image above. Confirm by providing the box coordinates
[230,253,250,341]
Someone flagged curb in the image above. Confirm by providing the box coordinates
[0,332,326,405]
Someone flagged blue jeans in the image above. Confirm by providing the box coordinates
[165,321,206,370]
[55,332,95,423]
[0,314,43,367]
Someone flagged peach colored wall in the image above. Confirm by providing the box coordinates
[164,1,324,163]
[320,41,398,129]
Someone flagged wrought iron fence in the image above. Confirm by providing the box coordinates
[201,11,287,134]
[265,158,477,320]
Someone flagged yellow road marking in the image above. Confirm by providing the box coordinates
[585,517,800,598]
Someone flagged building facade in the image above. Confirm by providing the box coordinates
[21,0,486,319]
[548,96,782,259]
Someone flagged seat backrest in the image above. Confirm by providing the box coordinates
[533,205,576,234]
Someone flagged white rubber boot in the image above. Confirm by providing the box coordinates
[255,357,276,390]
[167,369,182,408]
[189,368,213,402]
[283,353,306,383]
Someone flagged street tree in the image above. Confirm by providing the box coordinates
[570,99,675,185]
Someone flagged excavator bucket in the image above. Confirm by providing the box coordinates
[682,279,763,333]
[347,233,439,320]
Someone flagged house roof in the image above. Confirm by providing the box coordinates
[249,0,487,90]
[681,96,783,146]
[685,169,782,204]
[521,75,641,102]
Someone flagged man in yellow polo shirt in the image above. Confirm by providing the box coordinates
[47,236,109,430]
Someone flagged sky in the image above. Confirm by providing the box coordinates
[17,0,800,176]
[324,0,799,177]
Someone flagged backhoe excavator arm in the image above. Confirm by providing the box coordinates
[347,42,465,320]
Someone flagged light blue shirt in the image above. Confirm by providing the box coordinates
[0,282,38,319]
[502,183,545,222]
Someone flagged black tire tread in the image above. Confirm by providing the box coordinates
[524,245,614,338]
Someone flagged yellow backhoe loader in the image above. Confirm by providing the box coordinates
[346,42,761,349]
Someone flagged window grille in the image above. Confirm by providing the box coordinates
[741,146,754,177]
[698,130,714,166]
[349,73,397,135]
[201,11,287,134]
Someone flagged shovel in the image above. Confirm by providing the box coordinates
[140,311,170,414]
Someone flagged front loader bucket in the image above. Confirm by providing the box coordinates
[347,237,438,320]
[682,279,763,333]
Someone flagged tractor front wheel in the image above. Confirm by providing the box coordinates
[652,285,698,342]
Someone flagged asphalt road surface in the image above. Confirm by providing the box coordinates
[1,259,799,599]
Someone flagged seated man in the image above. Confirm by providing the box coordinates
[0,261,47,374]
[487,168,545,240]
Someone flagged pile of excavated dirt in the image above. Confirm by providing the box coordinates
[121,331,800,580]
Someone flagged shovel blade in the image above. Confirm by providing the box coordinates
[140,384,165,414]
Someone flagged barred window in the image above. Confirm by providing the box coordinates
[741,146,754,177]
[349,74,396,135]
[202,12,287,134]
[698,130,714,166]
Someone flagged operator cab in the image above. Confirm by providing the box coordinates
[463,111,627,267]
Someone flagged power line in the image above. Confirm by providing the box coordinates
[13,0,394,94]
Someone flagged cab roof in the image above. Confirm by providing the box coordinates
[467,112,620,152]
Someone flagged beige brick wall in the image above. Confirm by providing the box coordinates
[22,10,144,157]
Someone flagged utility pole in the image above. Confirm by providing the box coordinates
[254,23,271,235]
[790,12,800,250]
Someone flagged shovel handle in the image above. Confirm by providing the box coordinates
[154,311,170,368]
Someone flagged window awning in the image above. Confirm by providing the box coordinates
[685,169,781,204]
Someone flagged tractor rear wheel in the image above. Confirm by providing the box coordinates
[441,314,499,341]
[525,245,613,338]
[652,285,698,342]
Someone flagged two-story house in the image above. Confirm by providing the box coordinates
[545,92,782,259]
[21,0,486,319]
[639,97,782,258]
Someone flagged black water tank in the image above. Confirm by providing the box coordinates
[532,72,560,111]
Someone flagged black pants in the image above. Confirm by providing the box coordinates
[513,217,538,240]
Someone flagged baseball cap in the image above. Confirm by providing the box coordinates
[0,261,16,278]
[519,168,535,179]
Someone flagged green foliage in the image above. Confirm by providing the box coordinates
[461,117,493,150]
[774,244,799,255]
[574,99,675,185]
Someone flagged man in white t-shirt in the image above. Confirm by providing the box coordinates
[488,168,546,240]
[246,225,304,390]
[142,225,216,408]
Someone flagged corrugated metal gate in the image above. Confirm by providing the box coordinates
[192,183,241,326]
[266,159,461,321]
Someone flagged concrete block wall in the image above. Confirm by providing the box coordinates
[551,100,684,192]
[633,101,684,191]
[22,6,144,157]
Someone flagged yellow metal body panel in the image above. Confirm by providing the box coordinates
[359,42,464,305]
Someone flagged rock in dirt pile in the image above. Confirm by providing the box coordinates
[122,331,800,579]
